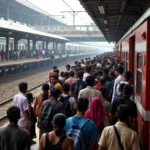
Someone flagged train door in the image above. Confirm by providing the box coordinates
[129,36,135,86]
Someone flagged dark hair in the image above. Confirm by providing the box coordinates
[42,83,49,101]
[115,66,124,74]
[53,66,57,70]
[77,71,84,78]
[103,68,109,75]
[26,93,33,102]
[53,113,66,136]
[86,66,92,73]
[99,77,106,85]
[117,104,130,121]
[54,69,59,75]
[62,83,70,92]
[123,71,132,80]
[7,106,20,122]
[19,82,28,92]
[60,71,64,77]
[69,71,74,77]
[64,72,69,78]
[76,98,89,112]
[51,75,58,80]
[99,87,108,98]
[119,83,126,93]
[123,84,133,96]
[86,76,95,86]
[96,71,103,76]
[66,64,70,68]
[50,88,62,98]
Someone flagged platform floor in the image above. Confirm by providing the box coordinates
[0,53,91,67]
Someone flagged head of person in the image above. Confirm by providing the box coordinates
[66,64,71,71]
[123,84,133,97]
[119,83,126,94]
[116,60,119,65]
[116,104,130,122]
[50,88,62,99]
[86,75,95,86]
[53,66,57,71]
[64,72,69,80]
[103,68,109,75]
[114,66,124,76]
[74,61,78,66]
[54,69,59,75]
[76,98,89,113]
[123,71,132,81]
[109,71,115,80]
[52,113,66,137]
[86,66,92,73]
[7,106,20,124]
[77,71,84,80]
[26,93,33,104]
[19,82,28,93]
[60,71,64,78]
[42,83,50,100]
[99,77,106,86]
[69,71,74,77]
[62,83,70,94]
[50,75,58,84]
[99,87,108,99]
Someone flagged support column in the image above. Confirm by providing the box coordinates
[56,43,58,54]
[6,37,9,60]
[43,41,45,50]
[33,40,36,51]
[46,41,48,50]
[14,38,18,51]
[28,39,30,51]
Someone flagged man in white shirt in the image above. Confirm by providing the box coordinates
[83,66,92,82]
[116,71,132,96]
[78,75,103,107]
[111,66,124,103]
[13,82,31,133]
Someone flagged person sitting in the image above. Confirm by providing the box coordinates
[0,106,31,150]
[99,104,140,150]
[65,98,99,150]
[40,113,74,150]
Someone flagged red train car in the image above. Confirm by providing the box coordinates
[114,8,150,150]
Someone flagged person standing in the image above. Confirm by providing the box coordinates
[99,104,140,150]
[13,82,31,133]
[0,106,31,150]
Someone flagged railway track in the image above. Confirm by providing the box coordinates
[0,80,49,126]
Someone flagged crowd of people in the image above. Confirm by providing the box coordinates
[0,53,141,150]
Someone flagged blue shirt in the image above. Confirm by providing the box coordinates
[65,116,99,150]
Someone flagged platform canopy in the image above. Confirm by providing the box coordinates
[79,0,150,42]
[0,19,68,42]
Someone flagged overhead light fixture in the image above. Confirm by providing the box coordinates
[104,20,108,24]
[98,4,105,14]
[106,29,109,31]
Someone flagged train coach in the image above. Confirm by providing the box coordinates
[114,8,150,149]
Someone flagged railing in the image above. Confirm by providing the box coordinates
[33,25,101,34]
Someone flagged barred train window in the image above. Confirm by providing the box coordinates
[136,53,142,99]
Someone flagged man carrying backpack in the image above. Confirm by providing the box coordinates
[65,98,99,150]
[70,71,87,100]
[39,88,64,137]
[60,83,76,117]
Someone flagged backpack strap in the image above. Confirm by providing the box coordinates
[113,126,124,150]
[79,118,89,129]
[68,117,74,129]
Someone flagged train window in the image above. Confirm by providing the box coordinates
[136,53,142,100]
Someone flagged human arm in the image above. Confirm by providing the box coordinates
[23,99,31,122]
[131,133,141,150]
[68,138,74,150]
[98,145,105,150]
[39,135,45,150]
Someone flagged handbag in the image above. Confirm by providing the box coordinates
[113,126,124,150]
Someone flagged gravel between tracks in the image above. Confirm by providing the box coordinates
[0,64,68,102]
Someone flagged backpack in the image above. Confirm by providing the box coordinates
[39,100,58,132]
[66,117,89,150]
[72,82,85,100]
[59,95,73,118]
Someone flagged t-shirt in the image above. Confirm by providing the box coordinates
[0,125,31,150]
[65,116,99,150]
[13,92,29,127]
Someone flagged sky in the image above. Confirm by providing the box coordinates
[28,0,94,25]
